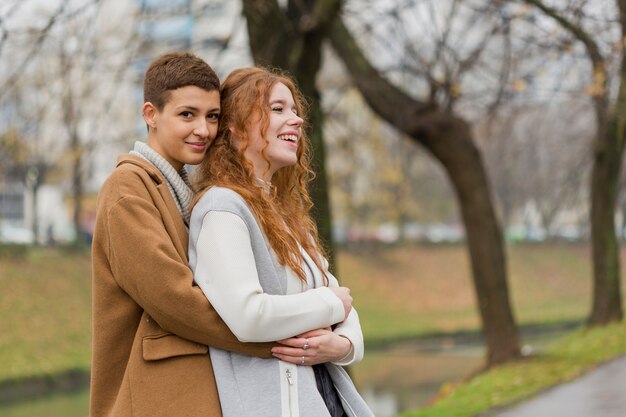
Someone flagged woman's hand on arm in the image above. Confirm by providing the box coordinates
[271,328,352,366]
[329,287,353,319]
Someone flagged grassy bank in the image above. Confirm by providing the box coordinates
[401,321,626,417]
[0,247,92,382]
[340,243,626,344]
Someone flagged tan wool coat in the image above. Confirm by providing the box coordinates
[90,155,273,417]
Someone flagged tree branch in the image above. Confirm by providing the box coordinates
[328,16,437,136]
[0,1,67,101]
[522,0,604,66]
[288,0,341,32]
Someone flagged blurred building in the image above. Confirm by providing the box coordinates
[0,184,31,244]
[0,182,72,244]
[134,0,194,75]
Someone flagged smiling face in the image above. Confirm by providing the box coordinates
[241,82,304,182]
[143,85,220,171]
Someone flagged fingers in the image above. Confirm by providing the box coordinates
[277,336,317,349]
[276,337,306,348]
[271,347,315,365]
[279,333,352,363]
[272,332,351,366]
[272,352,326,366]
[272,335,334,363]
[296,328,331,338]
[272,337,322,361]
[272,343,315,357]
[271,343,330,366]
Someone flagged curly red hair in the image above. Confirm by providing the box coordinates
[193,67,328,283]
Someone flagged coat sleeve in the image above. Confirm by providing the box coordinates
[104,190,273,357]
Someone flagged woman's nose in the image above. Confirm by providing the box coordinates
[289,113,304,127]
[194,120,209,137]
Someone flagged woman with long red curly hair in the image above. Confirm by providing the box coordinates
[188,67,373,417]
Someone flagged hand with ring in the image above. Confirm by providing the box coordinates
[271,328,352,366]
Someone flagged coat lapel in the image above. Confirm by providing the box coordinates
[156,181,189,256]
[118,154,189,260]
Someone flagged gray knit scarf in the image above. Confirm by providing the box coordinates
[130,141,193,224]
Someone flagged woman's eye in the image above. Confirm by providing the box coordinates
[207,113,219,120]
[272,106,283,112]
[180,111,193,118]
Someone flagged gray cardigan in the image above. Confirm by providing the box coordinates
[188,187,374,417]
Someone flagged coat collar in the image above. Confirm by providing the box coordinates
[117,153,164,184]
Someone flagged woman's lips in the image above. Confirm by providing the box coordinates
[186,142,207,151]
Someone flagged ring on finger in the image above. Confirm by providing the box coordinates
[301,356,305,365]
[303,339,310,350]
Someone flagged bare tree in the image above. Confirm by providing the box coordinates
[511,0,624,324]
[328,0,522,365]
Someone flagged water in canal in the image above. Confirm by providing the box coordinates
[354,341,484,416]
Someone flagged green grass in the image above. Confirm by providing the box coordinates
[401,321,626,417]
[337,243,626,344]
[0,247,92,382]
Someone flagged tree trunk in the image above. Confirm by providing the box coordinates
[589,100,625,324]
[589,132,624,324]
[25,166,41,245]
[71,133,84,245]
[304,92,335,264]
[329,19,520,366]
[587,0,626,324]
[415,113,520,365]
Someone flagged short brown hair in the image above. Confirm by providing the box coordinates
[143,52,220,110]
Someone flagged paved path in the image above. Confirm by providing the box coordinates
[490,356,626,417]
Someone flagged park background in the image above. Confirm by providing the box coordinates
[1,0,626,416]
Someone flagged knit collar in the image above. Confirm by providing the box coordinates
[130,141,193,224]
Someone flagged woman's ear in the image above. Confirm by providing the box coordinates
[229,126,243,146]
[142,102,158,130]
